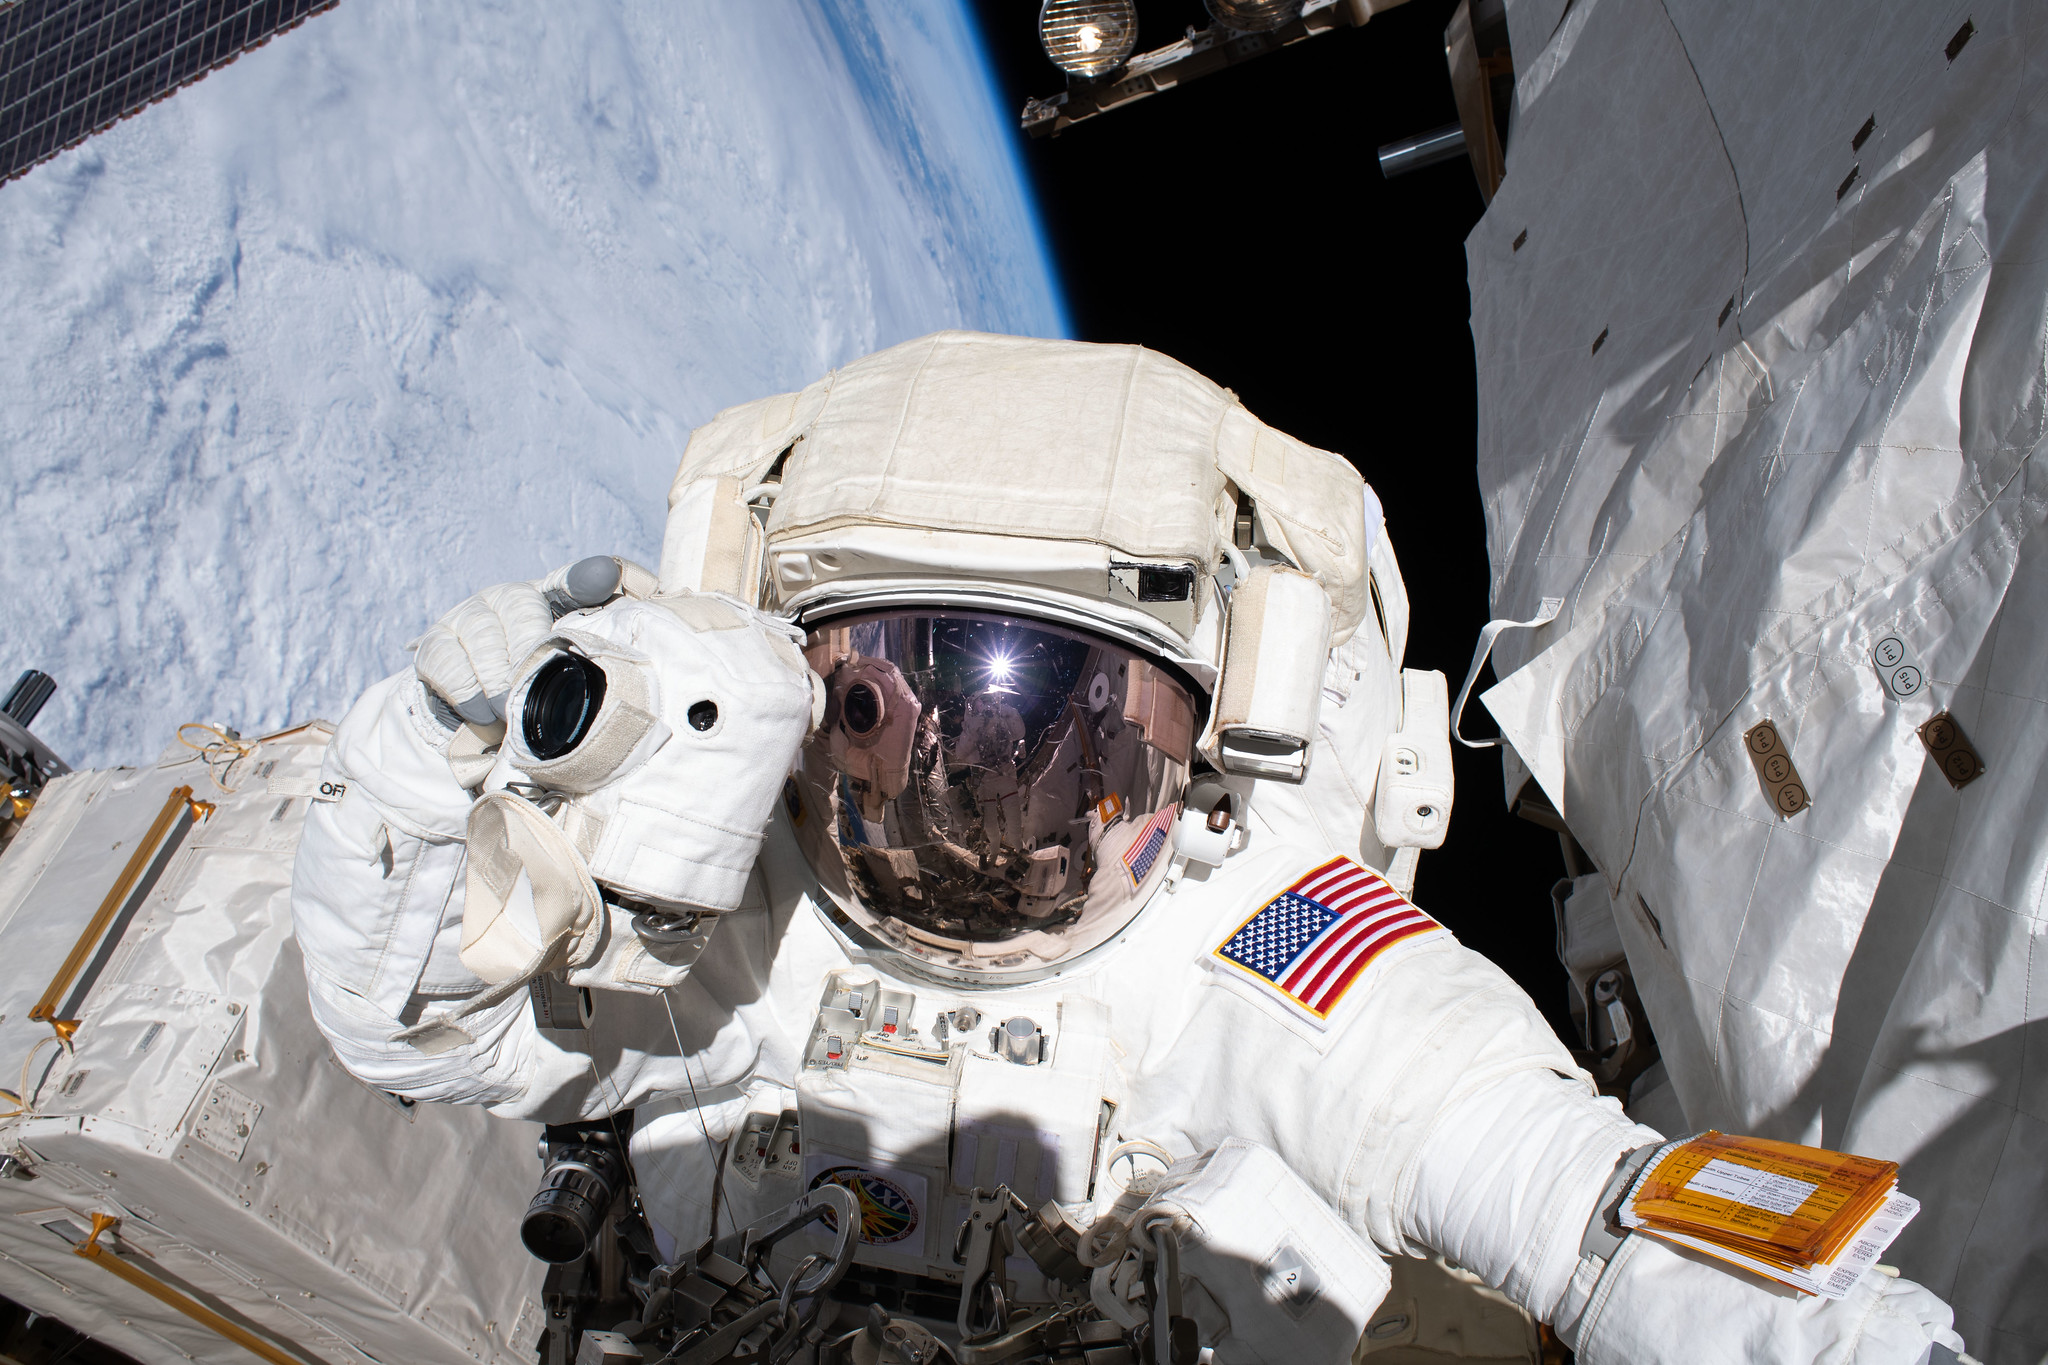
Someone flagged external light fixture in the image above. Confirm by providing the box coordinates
[1203,0,1306,33]
[1038,0,1139,79]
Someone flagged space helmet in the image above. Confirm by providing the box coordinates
[655,332,1398,986]
[790,607,1203,980]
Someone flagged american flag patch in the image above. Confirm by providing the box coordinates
[1121,805,1177,890]
[1212,857,1441,1025]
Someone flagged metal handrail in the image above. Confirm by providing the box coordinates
[27,784,208,1039]
[72,1214,320,1365]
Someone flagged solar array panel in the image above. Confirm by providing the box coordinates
[0,0,337,185]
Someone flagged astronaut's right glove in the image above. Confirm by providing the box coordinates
[1397,1067,1968,1365]
[413,555,651,726]
[1563,1228,1967,1365]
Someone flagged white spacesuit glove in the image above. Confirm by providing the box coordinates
[294,576,819,1119]
[1397,1067,1967,1365]
[1565,1230,1967,1365]
[412,555,650,725]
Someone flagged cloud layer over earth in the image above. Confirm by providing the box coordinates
[0,0,1066,768]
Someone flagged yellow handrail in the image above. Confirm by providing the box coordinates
[73,1214,320,1365]
[28,784,206,1039]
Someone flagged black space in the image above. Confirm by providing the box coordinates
[0,1289,139,1364]
[968,0,1576,1039]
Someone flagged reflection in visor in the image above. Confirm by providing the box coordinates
[796,612,1200,978]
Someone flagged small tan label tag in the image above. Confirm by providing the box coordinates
[1744,720,1810,816]
[1871,636,1925,699]
[1918,712,1985,790]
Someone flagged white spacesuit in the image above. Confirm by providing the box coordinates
[291,333,1965,1364]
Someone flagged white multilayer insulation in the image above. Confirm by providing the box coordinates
[1468,2,2047,1358]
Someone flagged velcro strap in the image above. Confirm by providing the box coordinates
[1579,1138,1684,1263]
[267,773,348,802]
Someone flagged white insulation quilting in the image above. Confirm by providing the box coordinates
[0,733,548,1365]
[1468,1,2047,1358]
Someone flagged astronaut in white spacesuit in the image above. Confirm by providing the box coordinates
[291,333,1966,1364]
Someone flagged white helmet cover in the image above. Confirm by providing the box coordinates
[658,331,1388,653]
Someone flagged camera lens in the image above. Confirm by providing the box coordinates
[523,654,607,760]
[842,682,881,736]
[520,1139,624,1263]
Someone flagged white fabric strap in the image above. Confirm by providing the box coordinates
[1578,1139,1677,1263]
[265,772,347,802]
[457,791,605,985]
[1452,597,1563,749]
[388,972,531,1054]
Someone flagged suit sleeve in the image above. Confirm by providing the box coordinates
[1131,862,1961,1365]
